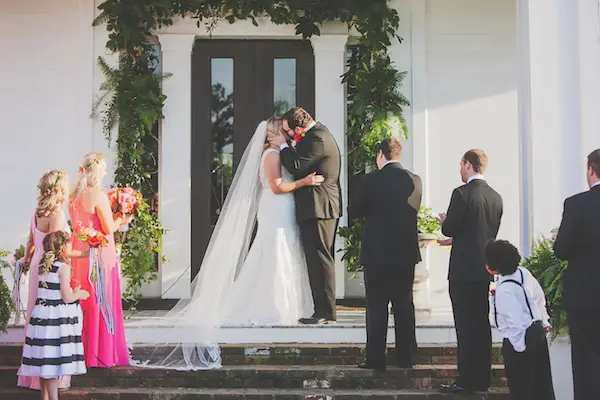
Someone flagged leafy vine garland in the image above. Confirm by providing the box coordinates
[93,0,409,292]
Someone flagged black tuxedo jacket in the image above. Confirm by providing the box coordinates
[280,122,342,222]
[442,179,503,282]
[349,163,423,267]
[554,184,600,308]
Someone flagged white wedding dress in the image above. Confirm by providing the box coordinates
[222,148,314,326]
[128,121,314,371]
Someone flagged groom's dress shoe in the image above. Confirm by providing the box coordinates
[357,360,386,372]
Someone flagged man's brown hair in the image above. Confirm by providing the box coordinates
[588,148,600,178]
[378,138,403,161]
[462,149,488,174]
[282,107,312,130]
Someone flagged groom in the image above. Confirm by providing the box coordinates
[269,107,342,324]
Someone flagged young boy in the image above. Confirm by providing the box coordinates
[485,239,555,400]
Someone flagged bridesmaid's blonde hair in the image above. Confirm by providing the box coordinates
[39,231,70,275]
[70,152,105,203]
[36,170,69,218]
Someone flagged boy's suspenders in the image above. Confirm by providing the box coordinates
[493,269,535,327]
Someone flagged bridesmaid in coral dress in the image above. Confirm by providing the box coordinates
[18,169,88,391]
[68,152,129,368]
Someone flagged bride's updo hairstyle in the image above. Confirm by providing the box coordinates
[70,152,106,203]
[36,169,69,218]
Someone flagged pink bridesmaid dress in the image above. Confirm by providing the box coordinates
[17,213,71,390]
[69,196,128,368]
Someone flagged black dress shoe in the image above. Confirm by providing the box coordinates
[439,383,473,394]
[298,316,336,325]
[357,360,386,372]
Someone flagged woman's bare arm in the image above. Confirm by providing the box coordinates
[264,151,323,194]
[94,189,123,234]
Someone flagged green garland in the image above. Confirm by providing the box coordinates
[93,0,408,292]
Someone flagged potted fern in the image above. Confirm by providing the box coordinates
[0,250,15,333]
[522,228,568,338]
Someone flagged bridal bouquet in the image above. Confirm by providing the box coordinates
[76,225,114,334]
[108,187,141,222]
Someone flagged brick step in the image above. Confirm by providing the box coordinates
[0,344,504,367]
[0,365,507,390]
[0,387,511,399]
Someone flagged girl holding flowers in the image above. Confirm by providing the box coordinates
[69,152,129,368]
[17,169,88,391]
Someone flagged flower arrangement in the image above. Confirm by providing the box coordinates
[108,187,142,220]
[9,245,27,324]
[522,228,568,338]
[76,227,108,251]
[417,206,441,236]
[76,225,114,334]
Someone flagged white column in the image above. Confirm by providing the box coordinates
[519,0,582,245]
[310,34,349,299]
[157,33,195,299]
[577,0,600,163]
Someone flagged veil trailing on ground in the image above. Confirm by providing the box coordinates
[127,121,267,370]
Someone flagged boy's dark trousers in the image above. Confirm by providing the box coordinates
[501,322,555,400]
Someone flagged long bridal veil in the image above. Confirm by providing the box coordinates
[127,121,268,370]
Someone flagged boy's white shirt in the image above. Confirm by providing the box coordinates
[490,266,551,352]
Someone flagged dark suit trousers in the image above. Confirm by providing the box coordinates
[449,280,492,390]
[364,264,416,367]
[567,308,600,400]
[298,219,338,321]
[502,336,555,400]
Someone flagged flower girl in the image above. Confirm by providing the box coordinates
[19,231,89,400]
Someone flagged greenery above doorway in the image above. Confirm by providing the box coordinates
[93,0,409,297]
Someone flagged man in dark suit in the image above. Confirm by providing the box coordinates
[554,149,600,400]
[349,138,422,371]
[269,107,342,324]
[438,149,503,394]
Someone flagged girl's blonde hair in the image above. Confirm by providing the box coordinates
[36,170,69,218]
[39,231,70,275]
[70,152,105,203]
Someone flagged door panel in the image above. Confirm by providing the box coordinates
[191,40,315,278]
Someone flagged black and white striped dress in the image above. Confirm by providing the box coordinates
[20,262,86,378]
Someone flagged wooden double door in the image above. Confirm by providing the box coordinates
[191,39,315,278]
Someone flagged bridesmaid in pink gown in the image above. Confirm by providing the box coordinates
[18,169,87,391]
[68,152,129,368]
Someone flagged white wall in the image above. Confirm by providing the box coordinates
[0,0,98,252]
[408,0,519,311]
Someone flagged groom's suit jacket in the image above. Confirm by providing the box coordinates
[554,184,600,308]
[349,162,422,267]
[280,122,342,222]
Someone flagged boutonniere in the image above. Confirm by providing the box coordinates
[292,132,306,147]
[490,289,496,296]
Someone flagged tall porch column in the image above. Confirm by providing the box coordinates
[310,34,349,299]
[157,33,196,299]
[518,0,582,249]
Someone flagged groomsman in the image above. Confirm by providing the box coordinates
[554,149,600,400]
[349,138,422,371]
[438,149,503,394]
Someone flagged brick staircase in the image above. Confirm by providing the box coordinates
[0,343,509,399]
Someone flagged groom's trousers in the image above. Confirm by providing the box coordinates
[299,218,338,321]
[364,264,416,368]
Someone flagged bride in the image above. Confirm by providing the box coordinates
[129,119,318,369]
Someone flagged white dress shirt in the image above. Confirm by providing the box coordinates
[592,181,600,189]
[280,120,317,151]
[467,174,484,183]
[491,267,551,352]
